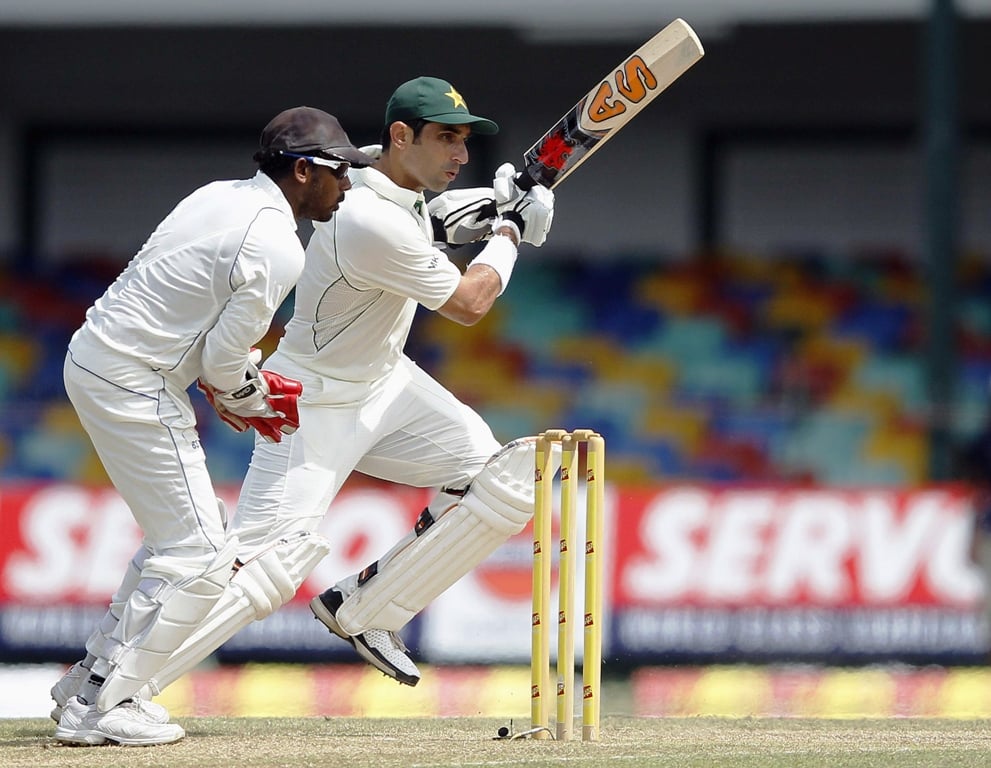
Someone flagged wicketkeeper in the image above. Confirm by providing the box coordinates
[51,107,372,746]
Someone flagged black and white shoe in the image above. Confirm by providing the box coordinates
[310,588,421,687]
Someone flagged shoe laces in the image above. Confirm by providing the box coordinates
[387,631,409,653]
[119,697,156,715]
[367,628,409,653]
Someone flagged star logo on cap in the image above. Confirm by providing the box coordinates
[445,87,467,110]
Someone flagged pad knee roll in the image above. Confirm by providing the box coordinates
[234,531,332,618]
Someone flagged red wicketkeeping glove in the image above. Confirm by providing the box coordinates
[197,378,250,433]
[197,370,302,443]
[244,370,302,442]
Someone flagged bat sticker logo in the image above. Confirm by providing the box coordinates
[586,55,659,123]
[534,129,574,171]
[521,19,704,189]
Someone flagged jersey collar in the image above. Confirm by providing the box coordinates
[253,169,298,230]
[353,166,424,215]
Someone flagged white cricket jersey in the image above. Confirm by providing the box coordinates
[76,170,304,392]
[274,164,461,401]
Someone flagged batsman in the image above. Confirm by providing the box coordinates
[147,19,704,694]
[124,75,557,696]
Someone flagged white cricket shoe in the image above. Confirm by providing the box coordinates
[50,662,169,724]
[310,588,421,686]
[54,696,184,747]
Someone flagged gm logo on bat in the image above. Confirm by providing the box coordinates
[584,55,658,125]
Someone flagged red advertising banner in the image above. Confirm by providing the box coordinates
[0,481,430,606]
[0,481,986,663]
[611,485,981,608]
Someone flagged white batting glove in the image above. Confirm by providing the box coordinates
[501,185,555,247]
[427,188,497,246]
[427,162,532,247]
[493,162,527,211]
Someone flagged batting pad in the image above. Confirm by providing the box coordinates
[335,438,542,634]
[150,531,331,694]
[95,537,239,712]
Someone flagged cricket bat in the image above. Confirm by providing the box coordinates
[518,19,704,190]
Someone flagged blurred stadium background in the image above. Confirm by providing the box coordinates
[2,0,991,720]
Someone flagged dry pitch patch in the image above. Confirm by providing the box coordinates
[2,716,990,768]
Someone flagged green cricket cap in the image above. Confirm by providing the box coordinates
[384,76,499,135]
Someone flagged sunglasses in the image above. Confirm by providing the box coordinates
[279,151,350,179]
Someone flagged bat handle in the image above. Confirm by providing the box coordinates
[474,171,537,222]
[514,171,539,192]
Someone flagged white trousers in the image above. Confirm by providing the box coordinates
[63,331,226,558]
[231,355,501,552]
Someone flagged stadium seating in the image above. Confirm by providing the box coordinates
[1,250,987,487]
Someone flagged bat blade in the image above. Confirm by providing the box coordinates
[522,19,704,189]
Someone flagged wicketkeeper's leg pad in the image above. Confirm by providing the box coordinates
[84,545,150,662]
[95,537,240,711]
[335,437,541,635]
[149,531,331,694]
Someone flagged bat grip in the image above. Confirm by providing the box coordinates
[514,171,539,192]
